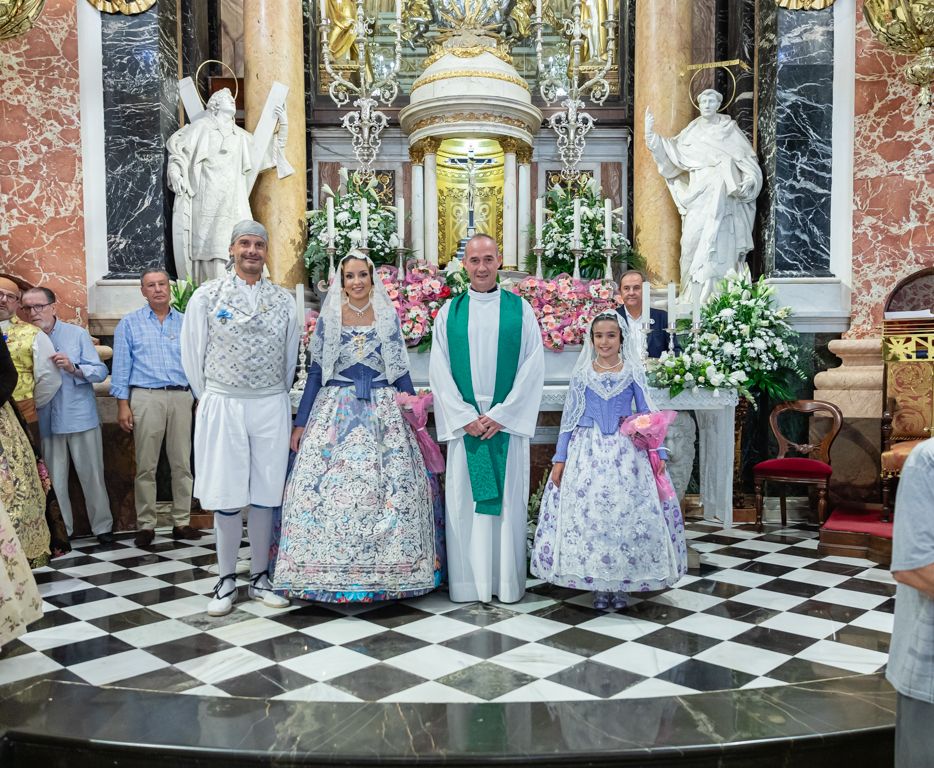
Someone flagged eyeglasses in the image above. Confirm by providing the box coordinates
[22,302,54,313]
[0,291,19,302]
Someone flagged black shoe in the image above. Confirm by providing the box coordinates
[97,532,115,545]
[172,525,204,541]
[134,529,155,547]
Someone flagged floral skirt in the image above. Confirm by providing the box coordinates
[530,425,687,593]
[271,386,443,602]
[0,402,50,568]
[0,498,43,646]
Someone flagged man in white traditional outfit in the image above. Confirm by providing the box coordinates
[181,220,298,616]
[645,88,762,304]
[430,234,544,603]
[166,89,288,283]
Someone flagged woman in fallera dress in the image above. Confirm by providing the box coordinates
[271,251,442,602]
[530,311,687,609]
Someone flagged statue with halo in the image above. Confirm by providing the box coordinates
[644,88,762,304]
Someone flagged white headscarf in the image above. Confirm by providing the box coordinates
[559,310,657,436]
[310,250,410,384]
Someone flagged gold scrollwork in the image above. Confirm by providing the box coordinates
[423,44,514,69]
[87,0,157,13]
[411,112,530,133]
[545,169,593,192]
[410,69,530,94]
[371,170,396,207]
[0,0,45,39]
[776,0,834,8]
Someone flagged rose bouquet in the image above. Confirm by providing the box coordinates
[395,391,445,473]
[509,274,618,350]
[620,411,677,502]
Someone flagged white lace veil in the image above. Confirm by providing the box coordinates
[559,310,657,436]
[310,249,410,384]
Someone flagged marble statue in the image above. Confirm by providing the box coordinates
[644,89,762,304]
[166,88,287,282]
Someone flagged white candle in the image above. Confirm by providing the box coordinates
[326,197,335,246]
[667,282,676,322]
[536,0,542,20]
[395,0,402,23]
[604,198,612,239]
[359,197,368,247]
[572,198,581,249]
[319,0,327,23]
[395,196,404,244]
[693,293,702,326]
[641,280,650,322]
[295,283,305,328]
[535,198,543,247]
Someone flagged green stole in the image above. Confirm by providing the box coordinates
[447,289,523,516]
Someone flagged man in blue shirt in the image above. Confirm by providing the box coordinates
[111,269,202,548]
[887,437,934,767]
[22,287,114,544]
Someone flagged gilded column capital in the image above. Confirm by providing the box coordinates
[499,137,521,155]
[515,142,533,164]
[409,143,427,164]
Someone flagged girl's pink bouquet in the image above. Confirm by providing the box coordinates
[620,410,677,502]
[395,392,445,473]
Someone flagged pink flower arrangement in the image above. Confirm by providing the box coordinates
[376,260,465,348]
[510,275,619,351]
[302,309,320,345]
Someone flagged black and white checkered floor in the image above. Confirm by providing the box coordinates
[1,521,894,703]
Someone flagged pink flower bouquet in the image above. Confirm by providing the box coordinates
[395,391,445,473]
[620,410,678,502]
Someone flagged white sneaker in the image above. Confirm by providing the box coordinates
[249,573,290,609]
[207,576,238,616]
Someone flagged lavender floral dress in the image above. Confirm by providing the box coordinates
[530,370,687,593]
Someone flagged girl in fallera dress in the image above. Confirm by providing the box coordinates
[530,311,687,609]
[271,251,442,602]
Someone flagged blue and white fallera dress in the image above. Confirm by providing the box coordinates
[530,364,687,595]
[271,254,443,603]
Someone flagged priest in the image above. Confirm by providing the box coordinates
[430,234,544,603]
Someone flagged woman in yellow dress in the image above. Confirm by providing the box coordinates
[0,335,50,568]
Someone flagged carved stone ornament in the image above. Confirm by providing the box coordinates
[0,0,45,39]
[775,0,834,7]
[515,143,533,164]
[499,136,522,154]
[411,112,530,133]
[87,0,157,14]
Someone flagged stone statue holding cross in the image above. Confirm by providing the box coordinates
[166,86,294,283]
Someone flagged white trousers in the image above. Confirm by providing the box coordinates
[193,391,290,510]
[42,427,113,537]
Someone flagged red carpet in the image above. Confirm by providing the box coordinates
[821,507,893,539]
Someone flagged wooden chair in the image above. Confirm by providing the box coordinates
[754,400,843,531]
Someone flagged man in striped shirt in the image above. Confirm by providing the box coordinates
[111,269,203,547]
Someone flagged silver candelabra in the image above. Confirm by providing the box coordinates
[318,0,403,182]
[532,0,617,181]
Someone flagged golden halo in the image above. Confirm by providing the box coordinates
[688,66,738,112]
[194,59,238,106]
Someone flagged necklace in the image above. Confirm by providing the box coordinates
[593,358,622,371]
[346,300,371,316]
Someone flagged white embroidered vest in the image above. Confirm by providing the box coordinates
[202,276,293,390]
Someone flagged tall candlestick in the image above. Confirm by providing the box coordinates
[692,293,702,327]
[359,197,368,247]
[319,0,327,23]
[536,0,542,19]
[572,198,581,249]
[326,197,335,246]
[535,198,543,247]
[604,198,612,239]
[667,282,676,321]
[395,196,404,245]
[395,0,402,23]
[641,280,650,321]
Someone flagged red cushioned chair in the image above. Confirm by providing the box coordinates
[754,400,843,531]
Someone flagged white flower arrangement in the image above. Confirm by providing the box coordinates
[527,177,640,279]
[647,268,804,402]
[304,168,401,278]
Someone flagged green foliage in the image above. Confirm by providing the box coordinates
[170,278,197,313]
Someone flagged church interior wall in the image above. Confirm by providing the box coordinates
[0,0,86,326]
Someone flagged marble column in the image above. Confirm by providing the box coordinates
[422,138,440,265]
[409,149,425,261]
[501,138,519,269]
[243,0,307,287]
[633,0,694,284]
[516,143,532,272]
[101,4,180,277]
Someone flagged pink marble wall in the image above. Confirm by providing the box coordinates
[848,12,934,338]
[0,0,86,326]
